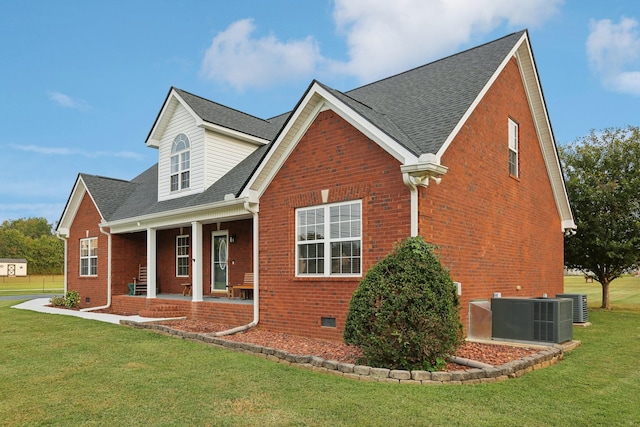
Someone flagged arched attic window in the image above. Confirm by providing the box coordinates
[171,133,190,191]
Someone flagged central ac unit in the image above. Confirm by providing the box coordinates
[556,293,588,323]
[491,297,573,343]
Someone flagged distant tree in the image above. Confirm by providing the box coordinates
[560,126,640,309]
[0,217,63,274]
[1,217,52,239]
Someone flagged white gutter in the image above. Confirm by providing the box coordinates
[401,154,448,237]
[214,198,260,337]
[81,225,112,312]
[55,231,68,294]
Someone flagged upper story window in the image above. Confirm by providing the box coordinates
[508,118,519,177]
[80,237,97,276]
[171,133,190,192]
[296,200,362,277]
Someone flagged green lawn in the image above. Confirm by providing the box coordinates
[2,299,639,426]
[0,275,63,295]
[564,274,640,309]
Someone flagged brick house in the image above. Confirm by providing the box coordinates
[56,30,574,340]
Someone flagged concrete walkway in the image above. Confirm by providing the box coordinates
[11,297,178,324]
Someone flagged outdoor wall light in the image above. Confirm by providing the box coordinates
[229,234,236,243]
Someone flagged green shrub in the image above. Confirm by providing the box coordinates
[64,290,80,309]
[343,237,463,370]
[49,296,65,307]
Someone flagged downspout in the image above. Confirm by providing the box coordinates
[402,174,420,237]
[81,225,112,312]
[55,232,68,294]
[214,199,260,336]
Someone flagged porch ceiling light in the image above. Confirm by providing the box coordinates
[401,153,448,186]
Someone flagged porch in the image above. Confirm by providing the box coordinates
[111,293,254,325]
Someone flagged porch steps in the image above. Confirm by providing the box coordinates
[139,304,186,319]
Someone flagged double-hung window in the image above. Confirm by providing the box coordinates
[176,235,189,277]
[508,118,519,177]
[80,237,97,276]
[296,200,362,276]
[170,133,190,192]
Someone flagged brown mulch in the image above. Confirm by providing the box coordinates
[159,319,540,371]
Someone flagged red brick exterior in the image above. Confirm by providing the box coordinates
[65,57,563,340]
[259,109,411,340]
[257,58,564,340]
[420,58,564,328]
[65,192,109,308]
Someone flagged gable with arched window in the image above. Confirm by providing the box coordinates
[171,133,190,192]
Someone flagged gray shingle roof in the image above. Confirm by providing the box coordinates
[85,31,524,223]
[174,88,281,141]
[344,30,525,155]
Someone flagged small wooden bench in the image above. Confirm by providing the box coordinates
[229,273,254,299]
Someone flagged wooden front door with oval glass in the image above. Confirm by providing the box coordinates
[212,232,228,293]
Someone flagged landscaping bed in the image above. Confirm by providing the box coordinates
[158,319,541,370]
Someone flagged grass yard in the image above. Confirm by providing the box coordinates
[564,274,640,309]
[2,299,640,426]
[0,275,63,295]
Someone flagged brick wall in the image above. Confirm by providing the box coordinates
[258,58,564,340]
[259,109,411,340]
[420,57,564,328]
[66,193,108,308]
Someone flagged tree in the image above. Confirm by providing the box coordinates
[0,217,63,274]
[560,126,640,309]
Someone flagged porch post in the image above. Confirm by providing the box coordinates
[191,221,203,302]
[147,227,157,298]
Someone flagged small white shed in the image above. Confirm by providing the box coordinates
[0,258,28,277]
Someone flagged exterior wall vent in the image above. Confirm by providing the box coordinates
[321,317,336,328]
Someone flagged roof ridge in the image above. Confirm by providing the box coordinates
[173,87,273,124]
[346,30,526,94]
[81,173,131,184]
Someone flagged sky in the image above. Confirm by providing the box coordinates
[0,0,638,226]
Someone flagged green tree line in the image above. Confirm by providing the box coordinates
[0,217,63,274]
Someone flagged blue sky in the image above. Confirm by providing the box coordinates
[0,0,638,225]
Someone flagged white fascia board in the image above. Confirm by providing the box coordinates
[241,82,417,199]
[104,197,251,234]
[146,89,201,148]
[199,121,269,146]
[514,37,575,230]
[57,176,106,232]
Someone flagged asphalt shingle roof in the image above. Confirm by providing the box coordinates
[83,31,525,223]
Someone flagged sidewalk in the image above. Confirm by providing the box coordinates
[11,298,178,324]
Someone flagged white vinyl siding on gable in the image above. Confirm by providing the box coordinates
[158,103,205,201]
[204,130,259,189]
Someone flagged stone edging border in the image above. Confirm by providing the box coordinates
[121,320,580,385]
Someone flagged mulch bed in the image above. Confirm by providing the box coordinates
[158,319,540,370]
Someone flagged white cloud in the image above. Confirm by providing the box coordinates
[331,0,563,81]
[47,91,90,110]
[200,18,324,91]
[587,17,640,96]
[200,1,562,89]
[11,144,145,160]
[0,203,65,224]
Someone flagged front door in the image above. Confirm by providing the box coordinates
[212,232,228,293]
[7,264,15,277]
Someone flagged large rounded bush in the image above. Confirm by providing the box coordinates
[343,237,463,370]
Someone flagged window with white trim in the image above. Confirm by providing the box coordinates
[80,237,97,276]
[508,118,519,177]
[176,235,189,277]
[170,133,190,192]
[296,201,362,276]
